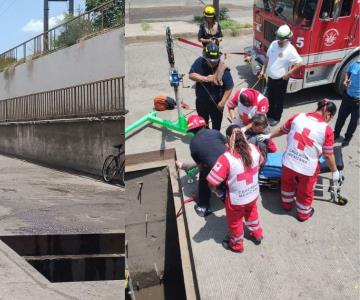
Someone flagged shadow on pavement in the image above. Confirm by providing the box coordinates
[260,187,288,216]
[234,65,342,108]
[235,64,256,88]
[192,214,227,245]
[284,84,341,109]
[180,175,225,213]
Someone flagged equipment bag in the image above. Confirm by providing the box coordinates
[154,95,176,111]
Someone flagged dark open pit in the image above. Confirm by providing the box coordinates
[0,233,125,283]
[125,161,189,300]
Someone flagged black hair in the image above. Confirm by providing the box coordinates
[251,114,268,127]
[316,99,337,116]
[226,124,240,137]
[239,93,250,106]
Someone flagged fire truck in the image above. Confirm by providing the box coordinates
[244,0,359,94]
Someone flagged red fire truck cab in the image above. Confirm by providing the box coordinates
[244,0,359,94]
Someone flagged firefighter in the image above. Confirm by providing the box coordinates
[259,24,303,126]
[227,87,269,128]
[334,58,360,147]
[198,6,223,48]
[207,125,264,253]
[185,115,227,217]
[189,43,234,130]
[258,99,340,221]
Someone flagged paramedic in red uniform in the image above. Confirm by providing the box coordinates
[259,99,340,221]
[227,87,269,128]
[207,125,264,253]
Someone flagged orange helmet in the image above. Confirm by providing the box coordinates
[187,115,206,131]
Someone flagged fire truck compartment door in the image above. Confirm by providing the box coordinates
[308,0,356,64]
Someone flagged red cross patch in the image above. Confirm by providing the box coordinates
[294,128,314,150]
[213,162,222,172]
[236,166,258,185]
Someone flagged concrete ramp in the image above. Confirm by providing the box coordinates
[0,154,124,299]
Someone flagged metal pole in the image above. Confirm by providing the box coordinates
[69,0,74,15]
[213,0,219,21]
[44,0,49,51]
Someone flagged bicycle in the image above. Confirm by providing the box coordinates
[102,143,125,185]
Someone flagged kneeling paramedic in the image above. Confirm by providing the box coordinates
[186,115,226,217]
[207,125,264,252]
[259,99,340,221]
[227,87,269,128]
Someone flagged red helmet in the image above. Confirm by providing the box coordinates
[187,115,206,131]
[239,88,258,107]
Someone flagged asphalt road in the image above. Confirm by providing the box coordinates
[126,35,360,299]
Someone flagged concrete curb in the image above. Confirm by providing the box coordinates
[125,28,253,44]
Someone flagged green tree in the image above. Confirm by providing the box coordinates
[85,0,124,29]
[54,15,92,49]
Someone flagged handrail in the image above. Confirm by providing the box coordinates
[0,76,125,122]
[0,0,124,71]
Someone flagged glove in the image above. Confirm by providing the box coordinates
[332,170,340,182]
[257,134,271,142]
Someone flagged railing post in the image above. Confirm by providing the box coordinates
[43,0,49,52]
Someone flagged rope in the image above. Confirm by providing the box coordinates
[174,41,223,112]
[176,195,198,218]
[177,37,204,49]
[173,36,268,126]
[177,37,249,56]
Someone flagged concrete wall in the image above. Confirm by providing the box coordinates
[0,27,125,100]
[0,117,124,177]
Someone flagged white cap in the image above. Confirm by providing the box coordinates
[276,25,293,40]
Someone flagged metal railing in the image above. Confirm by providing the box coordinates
[0,77,125,122]
[0,0,125,72]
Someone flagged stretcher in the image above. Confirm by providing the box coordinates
[259,146,348,205]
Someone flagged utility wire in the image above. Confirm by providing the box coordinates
[0,0,17,18]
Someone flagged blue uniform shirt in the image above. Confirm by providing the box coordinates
[189,57,234,104]
[346,60,360,99]
[190,128,226,170]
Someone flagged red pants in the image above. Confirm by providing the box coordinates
[281,165,319,221]
[225,198,263,252]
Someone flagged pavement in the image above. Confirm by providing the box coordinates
[0,154,125,300]
[125,31,360,299]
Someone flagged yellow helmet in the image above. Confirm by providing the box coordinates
[203,6,215,17]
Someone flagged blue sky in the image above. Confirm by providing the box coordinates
[0,0,85,53]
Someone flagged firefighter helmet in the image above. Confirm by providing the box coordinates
[275,25,293,40]
[187,115,206,131]
[203,6,216,17]
[204,43,221,62]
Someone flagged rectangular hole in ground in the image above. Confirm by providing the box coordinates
[0,233,125,282]
[125,167,187,300]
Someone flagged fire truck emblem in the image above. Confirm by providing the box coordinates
[324,29,339,46]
